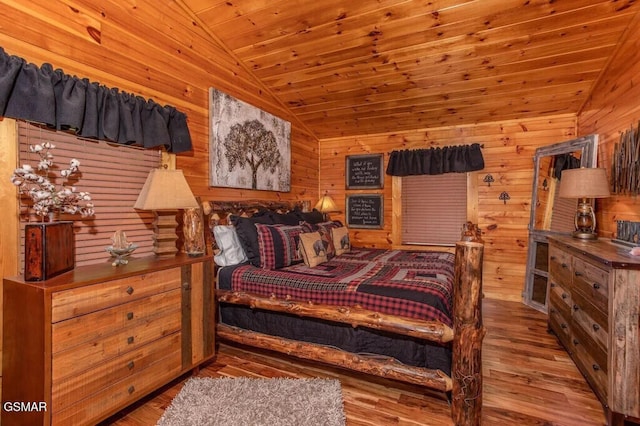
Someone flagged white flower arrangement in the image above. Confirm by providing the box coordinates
[10,141,95,219]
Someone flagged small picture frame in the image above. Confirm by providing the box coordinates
[346,194,383,229]
[345,154,384,189]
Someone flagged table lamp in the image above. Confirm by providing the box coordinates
[558,167,610,240]
[134,168,199,256]
[315,193,339,221]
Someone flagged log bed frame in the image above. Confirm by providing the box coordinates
[205,201,485,426]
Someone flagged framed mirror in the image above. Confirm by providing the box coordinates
[523,135,598,312]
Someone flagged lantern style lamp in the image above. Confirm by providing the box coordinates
[134,168,199,256]
[558,167,610,240]
[314,193,339,221]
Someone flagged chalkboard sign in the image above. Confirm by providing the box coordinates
[346,154,384,189]
[346,194,383,229]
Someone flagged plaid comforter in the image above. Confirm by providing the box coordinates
[228,248,455,327]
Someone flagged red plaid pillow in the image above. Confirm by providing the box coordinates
[256,224,305,269]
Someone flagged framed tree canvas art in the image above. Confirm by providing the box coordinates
[209,88,291,191]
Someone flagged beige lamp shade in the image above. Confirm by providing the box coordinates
[558,168,611,199]
[314,194,339,213]
[134,168,199,210]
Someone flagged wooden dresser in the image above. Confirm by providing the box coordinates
[548,236,640,425]
[2,254,215,426]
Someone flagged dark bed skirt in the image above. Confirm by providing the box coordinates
[219,303,452,376]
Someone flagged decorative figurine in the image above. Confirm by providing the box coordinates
[106,230,138,266]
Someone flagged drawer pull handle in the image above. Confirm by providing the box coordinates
[592,323,600,331]
[127,336,134,344]
[550,256,557,261]
[573,339,579,345]
[126,312,134,320]
[128,385,135,394]
[550,282,556,288]
[561,323,567,329]
[183,281,191,290]
[561,293,567,299]
[592,364,600,371]
[126,286,134,295]
[561,263,568,269]
[573,304,579,311]
[127,361,135,370]
[593,282,601,290]
[574,271,582,277]
[550,308,557,314]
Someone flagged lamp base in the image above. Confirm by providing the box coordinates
[153,210,179,256]
[572,230,598,240]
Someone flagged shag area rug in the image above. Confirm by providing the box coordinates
[157,377,346,426]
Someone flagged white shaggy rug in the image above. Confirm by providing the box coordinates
[157,377,346,426]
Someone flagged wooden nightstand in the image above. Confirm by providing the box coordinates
[2,254,215,425]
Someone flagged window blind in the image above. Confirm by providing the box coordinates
[18,121,161,268]
[401,173,467,246]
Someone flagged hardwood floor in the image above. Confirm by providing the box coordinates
[105,299,607,425]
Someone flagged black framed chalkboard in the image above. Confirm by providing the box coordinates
[345,154,384,189]
[346,194,383,229]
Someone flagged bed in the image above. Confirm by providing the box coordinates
[206,200,485,426]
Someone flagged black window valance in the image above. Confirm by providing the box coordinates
[0,47,192,153]
[386,143,484,176]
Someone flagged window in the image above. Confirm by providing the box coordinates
[401,173,468,246]
[18,121,161,269]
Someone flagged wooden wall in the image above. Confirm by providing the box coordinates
[578,12,640,235]
[319,115,578,302]
[0,0,319,204]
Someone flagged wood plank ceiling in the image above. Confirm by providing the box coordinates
[179,0,640,139]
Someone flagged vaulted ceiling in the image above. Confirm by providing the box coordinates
[180,0,640,139]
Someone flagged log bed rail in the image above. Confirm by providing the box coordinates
[205,201,485,426]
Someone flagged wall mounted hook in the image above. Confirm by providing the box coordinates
[483,174,494,187]
[499,191,510,204]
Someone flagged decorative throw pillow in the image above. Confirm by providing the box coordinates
[212,225,248,267]
[332,226,350,256]
[315,221,343,259]
[270,211,303,225]
[230,213,274,267]
[298,232,328,267]
[298,209,324,224]
[255,224,305,270]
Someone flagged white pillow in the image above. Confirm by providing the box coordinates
[213,225,248,267]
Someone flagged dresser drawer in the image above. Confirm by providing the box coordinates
[571,300,608,353]
[571,289,607,337]
[52,349,182,426]
[52,288,181,354]
[571,334,608,402]
[52,305,181,381]
[572,258,609,315]
[549,281,572,312]
[549,308,571,350]
[51,267,182,322]
[52,332,181,413]
[572,320,607,374]
[549,246,573,286]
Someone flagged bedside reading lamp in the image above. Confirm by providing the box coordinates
[315,193,339,221]
[134,168,199,256]
[558,167,610,240]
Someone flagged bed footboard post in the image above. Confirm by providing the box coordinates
[452,237,485,426]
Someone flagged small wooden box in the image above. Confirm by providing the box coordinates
[24,221,75,281]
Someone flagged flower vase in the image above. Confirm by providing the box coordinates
[47,211,60,222]
[24,218,75,281]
